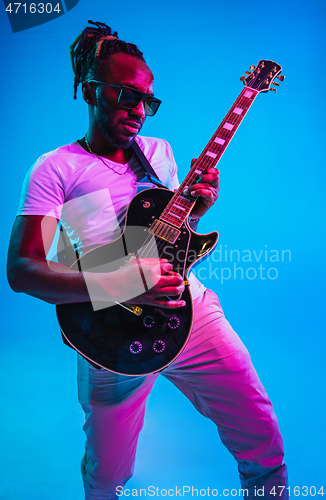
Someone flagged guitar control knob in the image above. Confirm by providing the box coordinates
[153,340,166,353]
[168,316,180,329]
[140,198,153,209]
[143,316,155,328]
[130,341,142,354]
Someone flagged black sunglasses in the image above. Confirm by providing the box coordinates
[88,80,162,116]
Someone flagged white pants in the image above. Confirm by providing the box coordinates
[77,289,288,500]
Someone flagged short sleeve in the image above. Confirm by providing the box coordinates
[17,154,65,219]
[162,139,180,191]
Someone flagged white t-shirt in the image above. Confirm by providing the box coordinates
[17,135,205,300]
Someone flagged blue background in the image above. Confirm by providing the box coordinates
[1,0,325,498]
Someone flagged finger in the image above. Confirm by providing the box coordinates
[201,167,219,176]
[200,173,219,181]
[157,274,185,289]
[160,271,184,281]
[200,174,219,186]
[202,167,219,174]
[184,185,207,196]
[156,284,185,296]
[188,188,214,198]
[154,299,187,309]
[191,174,219,185]
[184,183,218,196]
[157,280,185,293]
[201,168,219,183]
[190,182,216,191]
[136,258,171,267]
[159,261,174,273]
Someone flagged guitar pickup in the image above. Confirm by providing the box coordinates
[149,219,181,244]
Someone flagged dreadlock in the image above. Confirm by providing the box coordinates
[70,20,145,99]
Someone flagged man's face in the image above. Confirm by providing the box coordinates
[91,53,154,149]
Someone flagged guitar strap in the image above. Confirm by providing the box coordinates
[130,141,167,189]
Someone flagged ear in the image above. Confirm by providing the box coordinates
[82,81,96,105]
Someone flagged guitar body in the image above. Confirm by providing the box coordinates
[56,188,218,376]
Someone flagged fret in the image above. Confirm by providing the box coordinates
[173,204,187,211]
[160,214,184,228]
[169,209,186,219]
[205,151,218,159]
[233,107,243,115]
[166,196,193,210]
[159,86,259,227]
[244,89,254,98]
[223,122,234,130]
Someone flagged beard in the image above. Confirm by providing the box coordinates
[96,105,138,150]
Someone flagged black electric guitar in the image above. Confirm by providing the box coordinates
[56,60,284,376]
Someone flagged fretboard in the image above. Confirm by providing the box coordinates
[160,86,259,228]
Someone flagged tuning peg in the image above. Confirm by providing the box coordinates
[245,71,252,76]
[249,65,255,71]
[272,81,280,86]
[269,88,277,92]
[277,74,285,81]
[240,76,246,82]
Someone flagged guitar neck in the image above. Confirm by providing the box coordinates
[160,86,259,228]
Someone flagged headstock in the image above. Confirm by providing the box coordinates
[240,60,284,93]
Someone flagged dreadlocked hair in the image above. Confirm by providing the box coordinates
[70,20,145,99]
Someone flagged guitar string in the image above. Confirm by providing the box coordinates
[128,87,260,284]
[161,89,255,224]
[158,92,255,242]
[132,92,250,261]
[144,78,267,236]
[144,91,254,228]
[139,77,271,290]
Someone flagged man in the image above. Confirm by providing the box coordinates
[7,20,287,500]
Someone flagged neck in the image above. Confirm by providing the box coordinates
[83,131,129,164]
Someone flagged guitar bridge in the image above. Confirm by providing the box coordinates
[149,219,181,244]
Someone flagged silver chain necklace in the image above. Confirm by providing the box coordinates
[82,135,130,175]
